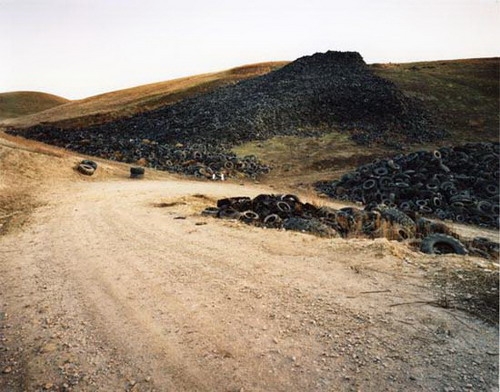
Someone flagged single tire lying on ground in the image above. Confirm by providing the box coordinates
[81,160,98,170]
[130,166,145,178]
[77,163,96,176]
[420,234,468,255]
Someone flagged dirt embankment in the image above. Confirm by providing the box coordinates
[0,133,498,391]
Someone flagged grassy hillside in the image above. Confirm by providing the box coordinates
[371,58,499,141]
[0,91,69,121]
[1,62,286,129]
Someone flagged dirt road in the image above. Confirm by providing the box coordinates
[1,179,498,391]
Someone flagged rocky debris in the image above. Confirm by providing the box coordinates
[315,143,500,228]
[8,50,441,178]
[203,194,496,257]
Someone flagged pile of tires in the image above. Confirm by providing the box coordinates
[204,194,339,237]
[8,50,443,180]
[13,125,271,180]
[205,194,422,241]
[204,194,498,258]
[315,143,499,228]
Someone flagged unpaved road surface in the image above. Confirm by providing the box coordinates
[1,179,498,391]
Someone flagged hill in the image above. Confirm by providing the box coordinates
[233,57,499,187]
[371,57,499,141]
[0,91,69,121]
[5,54,498,190]
[8,51,442,174]
[0,62,286,129]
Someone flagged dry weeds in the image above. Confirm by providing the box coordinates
[432,265,499,324]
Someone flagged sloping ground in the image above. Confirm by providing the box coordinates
[0,133,498,391]
[371,57,499,141]
[7,51,442,183]
[1,62,286,129]
[233,57,499,189]
[11,51,438,147]
[0,91,69,121]
[0,130,171,235]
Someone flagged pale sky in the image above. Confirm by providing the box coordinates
[1,0,499,100]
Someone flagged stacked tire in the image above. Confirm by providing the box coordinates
[77,160,97,176]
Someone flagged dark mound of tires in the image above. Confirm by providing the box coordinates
[8,50,442,180]
[315,143,500,228]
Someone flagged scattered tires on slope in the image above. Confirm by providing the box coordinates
[315,143,500,228]
[81,160,98,170]
[203,193,496,258]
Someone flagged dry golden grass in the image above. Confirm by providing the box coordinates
[233,132,391,190]
[0,91,69,121]
[1,62,287,129]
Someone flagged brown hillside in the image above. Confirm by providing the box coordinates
[371,57,499,141]
[0,91,69,121]
[1,62,287,129]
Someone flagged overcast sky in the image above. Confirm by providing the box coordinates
[1,0,498,100]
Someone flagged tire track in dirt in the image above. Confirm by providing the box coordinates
[1,179,498,391]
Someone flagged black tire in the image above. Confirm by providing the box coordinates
[420,234,467,255]
[218,208,241,219]
[476,200,492,214]
[77,163,95,176]
[399,201,414,212]
[363,179,377,190]
[432,150,442,160]
[373,166,389,177]
[276,201,292,213]
[201,207,219,217]
[263,214,282,226]
[280,194,301,203]
[192,151,203,160]
[240,210,260,223]
[130,167,145,178]
[131,166,145,175]
[485,184,499,196]
[387,159,401,171]
[81,160,98,170]
[217,197,251,209]
[379,207,415,228]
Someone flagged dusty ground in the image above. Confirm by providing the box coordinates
[0,134,499,392]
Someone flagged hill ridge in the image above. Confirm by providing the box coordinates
[0,91,69,121]
[7,50,445,179]
[1,62,286,129]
